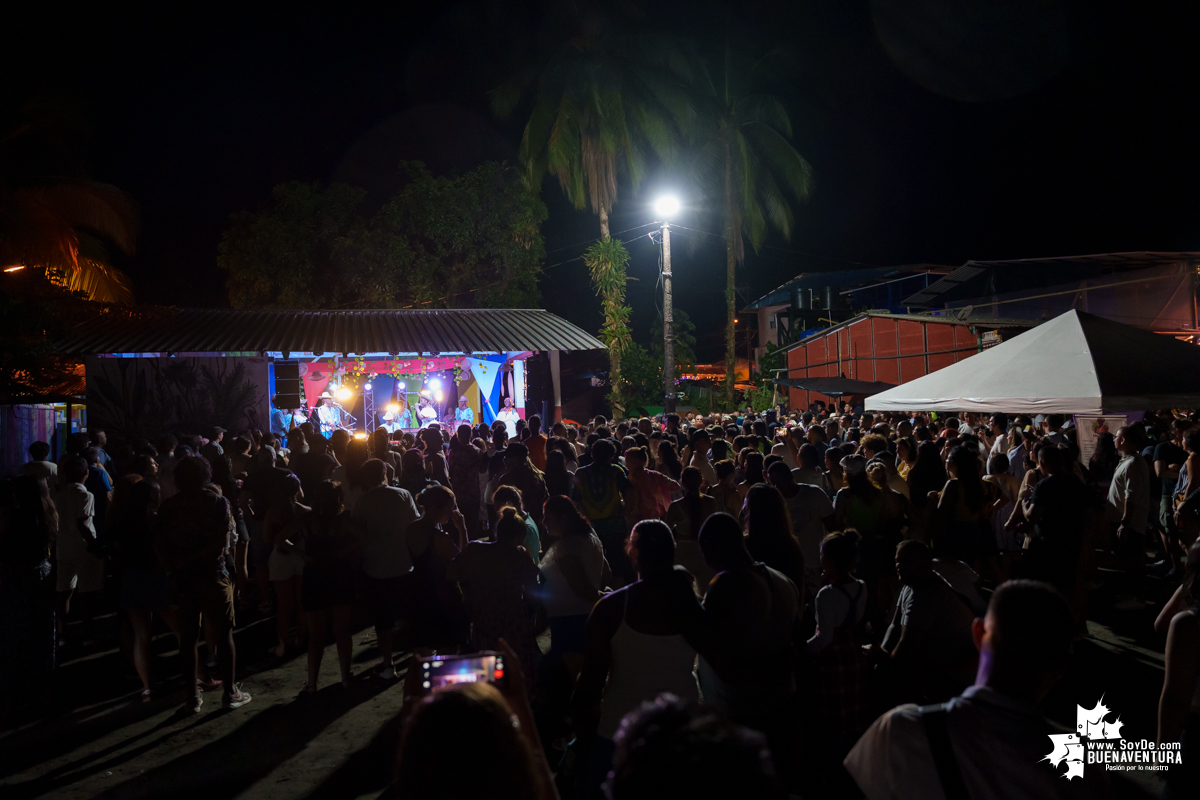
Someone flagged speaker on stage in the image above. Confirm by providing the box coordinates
[275,361,301,408]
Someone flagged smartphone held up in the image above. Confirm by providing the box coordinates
[421,652,506,691]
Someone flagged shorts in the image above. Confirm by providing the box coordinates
[176,575,236,630]
[1161,496,1179,537]
[365,574,408,631]
[121,565,170,612]
[269,547,305,581]
[57,554,105,593]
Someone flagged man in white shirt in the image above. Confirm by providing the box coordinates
[846,580,1109,800]
[1108,426,1149,558]
[22,440,58,493]
[352,459,419,679]
[988,412,1009,460]
[54,455,102,645]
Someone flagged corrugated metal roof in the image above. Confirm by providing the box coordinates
[779,311,1035,353]
[57,308,605,356]
[902,251,1200,307]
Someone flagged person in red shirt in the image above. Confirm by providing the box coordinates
[623,446,680,530]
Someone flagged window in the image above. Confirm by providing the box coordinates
[769,315,777,329]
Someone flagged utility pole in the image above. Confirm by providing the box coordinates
[662,220,675,413]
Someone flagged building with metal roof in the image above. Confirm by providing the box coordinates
[57,307,603,444]
[57,307,604,357]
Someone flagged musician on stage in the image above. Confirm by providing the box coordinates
[454,396,474,426]
[496,395,520,438]
[315,392,343,434]
[416,396,438,428]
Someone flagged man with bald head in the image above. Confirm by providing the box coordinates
[847,580,1106,799]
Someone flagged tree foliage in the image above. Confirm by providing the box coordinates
[491,2,689,239]
[218,161,547,310]
[583,236,633,415]
[650,307,697,376]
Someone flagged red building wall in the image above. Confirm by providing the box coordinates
[786,315,982,411]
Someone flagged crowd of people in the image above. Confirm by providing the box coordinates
[2,403,1199,797]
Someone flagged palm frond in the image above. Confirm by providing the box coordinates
[37,181,138,255]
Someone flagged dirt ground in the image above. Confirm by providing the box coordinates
[0,563,1181,799]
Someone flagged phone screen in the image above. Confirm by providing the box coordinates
[421,652,506,691]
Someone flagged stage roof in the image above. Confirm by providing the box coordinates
[57,308,605,357]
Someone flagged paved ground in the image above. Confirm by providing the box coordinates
[0,605,409,800]
[0,562,1182,799]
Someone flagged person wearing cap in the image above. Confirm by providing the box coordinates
[205,426,226,455]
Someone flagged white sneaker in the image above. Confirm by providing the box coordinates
[375,665,396,680]
[222,684,252,709]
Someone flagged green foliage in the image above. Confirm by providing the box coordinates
[218,161,547,310]
[583,236,633,414]
[616,341,661,409]
[650,307,697,375]
[742,341,783,412]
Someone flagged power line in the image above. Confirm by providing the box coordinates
[400,228,657,308]
[668,224,886,269]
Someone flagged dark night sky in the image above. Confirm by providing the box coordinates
[5,1,1200,361]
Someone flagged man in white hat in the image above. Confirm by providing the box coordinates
[316,392,341,434]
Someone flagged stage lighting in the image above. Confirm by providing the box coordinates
[387,403,400,413]
[398,381,406,389]
[336,387,352,401]
[353,432,367,440]
[435,390,444,402]
[363,382,372,391]
[430,378,442,390]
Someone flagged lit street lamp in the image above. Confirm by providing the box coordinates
[654,195,681,413]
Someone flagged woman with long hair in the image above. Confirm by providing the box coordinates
[406,485,468,651]
[289,480,359,692]
[399,448,437,502]
[332,436,371,512]
[895,436,918,480]
[807,529,871,754]
[907,440,949,515]
[0,475,59,710]
[931,446,1001,566]
[110,476,176,701]
[742,483,805,596]
[656,440,683,482]
[265,473,308,657]
[738,450,765,500]
[540,495,608,670]
[448,506,541,684]
[396,648,556,800]
[666,466,719,593]
[543,448,573,498]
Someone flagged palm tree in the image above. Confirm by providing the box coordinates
[492,4,686,415]
[491,4,683,240]
[686,47,812,405]
[0,110,139,304]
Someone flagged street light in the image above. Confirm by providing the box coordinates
[654,195,680,218]
[655,196,680,413]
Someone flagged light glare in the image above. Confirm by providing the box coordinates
[654,195,681,218]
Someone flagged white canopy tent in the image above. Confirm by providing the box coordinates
[865,309,1200,414]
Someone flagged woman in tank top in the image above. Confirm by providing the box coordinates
[572,520,705,797]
